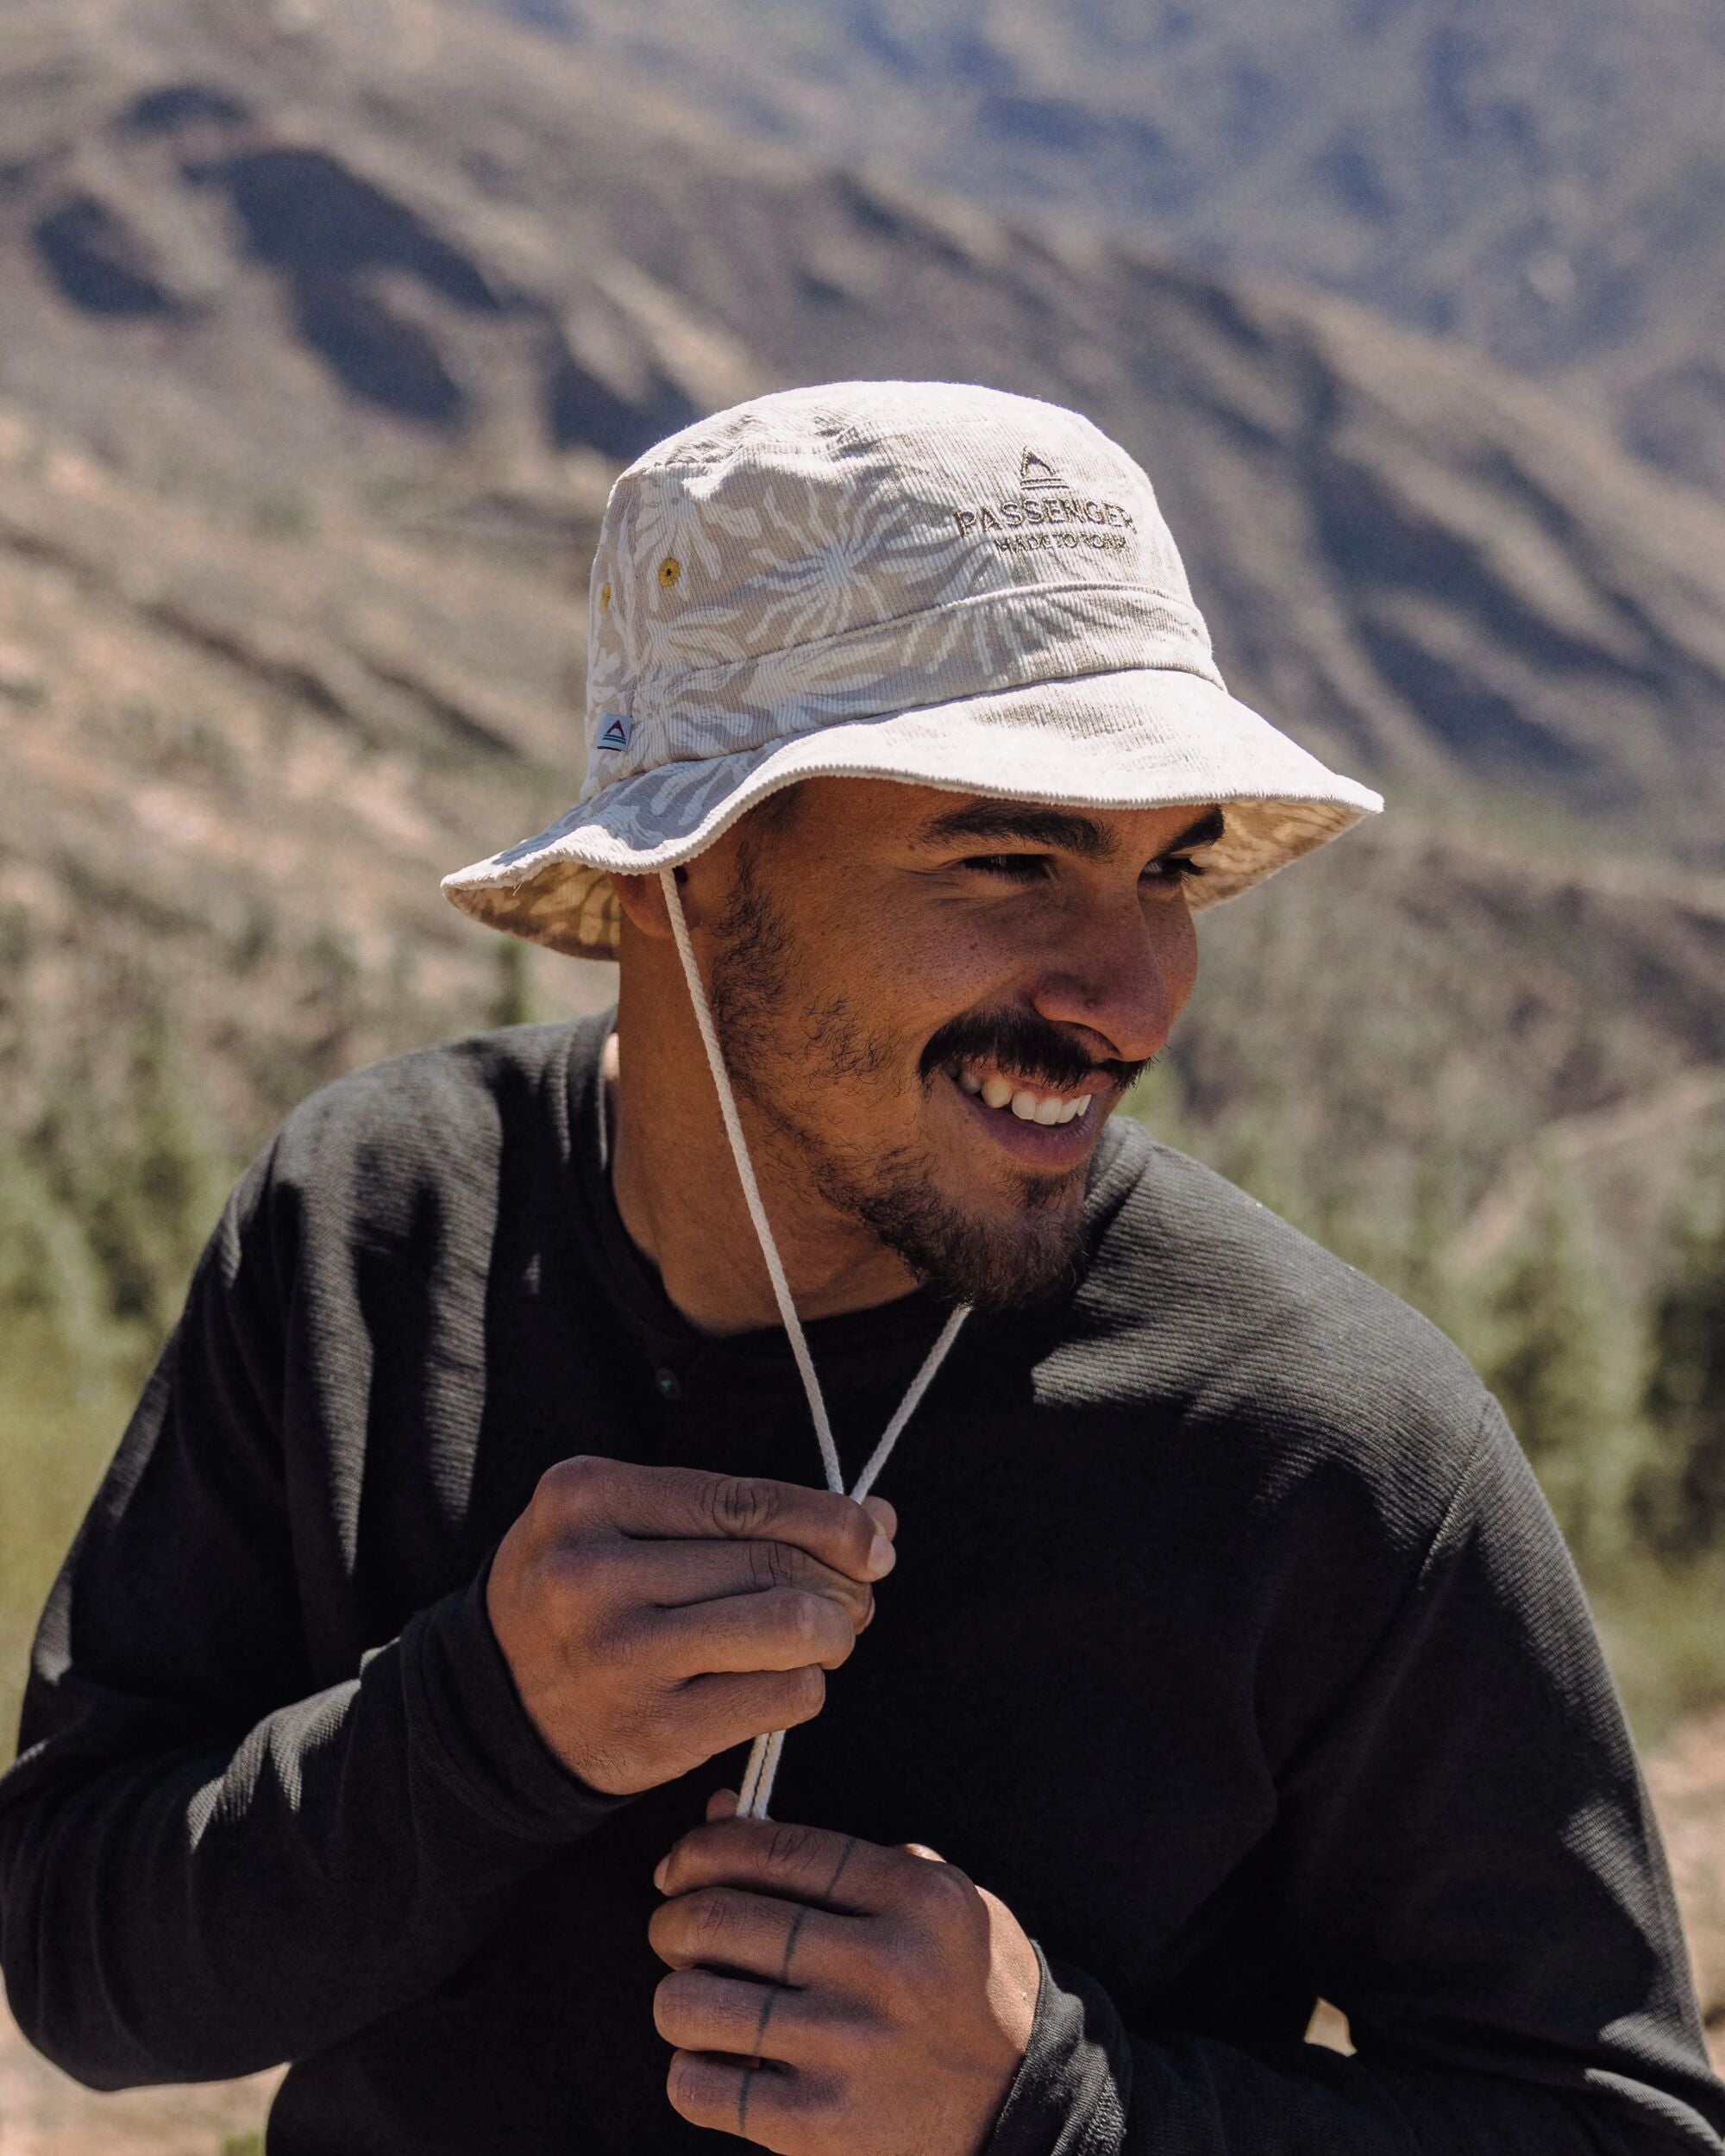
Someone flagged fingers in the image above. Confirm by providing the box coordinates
[615,1536,875,1631]
[667,2049,817,2148]
[536,1457,894,1583]
[654,1967,834,2065]
[656,1816,915,1916]
[650,1584,861,1677]
[673,1666,831,1757]
[649,1881,856,1986]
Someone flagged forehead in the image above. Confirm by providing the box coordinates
[769,777,1221,860]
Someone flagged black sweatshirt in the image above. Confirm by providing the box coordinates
[2,1015,1721,2155]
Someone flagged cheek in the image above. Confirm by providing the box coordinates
[842,922,1004,1053]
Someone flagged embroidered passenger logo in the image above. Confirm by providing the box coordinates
[597,712,631,751]
[1019,447,1063,491]
[948,448,1136,555]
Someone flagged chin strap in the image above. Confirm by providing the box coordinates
[659,868,970,1819]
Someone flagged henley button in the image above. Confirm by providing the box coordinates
[654,1367,682,1401]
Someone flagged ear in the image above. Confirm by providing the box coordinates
[610,868,679,942]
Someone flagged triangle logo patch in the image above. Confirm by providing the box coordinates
[1019,447,1063,490]
[597,711,632,751]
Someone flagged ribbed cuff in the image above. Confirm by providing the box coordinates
[400,1547,632,1846]
[985,1945,1131,2156]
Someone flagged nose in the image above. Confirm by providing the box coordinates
[1026,889,1194,1067]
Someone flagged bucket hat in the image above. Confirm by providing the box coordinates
[442,379,1382,956]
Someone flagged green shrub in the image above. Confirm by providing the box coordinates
[1478,1155,1648,1575]
[1636,1145,1725,1560]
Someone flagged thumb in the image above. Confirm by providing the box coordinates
[900,1840,945,1862]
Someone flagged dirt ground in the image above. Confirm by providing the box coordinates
[0,2025,280,2156]
[2,1709,1721,2152]
[1646,1701,1725,2071]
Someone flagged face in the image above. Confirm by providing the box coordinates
[688,777,1210,1313]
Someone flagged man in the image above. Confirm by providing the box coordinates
[1,381,1721,2155]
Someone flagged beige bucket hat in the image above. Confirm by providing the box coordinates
[442,379,1382,957]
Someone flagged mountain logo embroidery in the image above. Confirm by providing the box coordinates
[597,712,632,751]
[1019,447,1064,490]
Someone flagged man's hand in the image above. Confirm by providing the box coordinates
[649,1794,1040,2155]
[486,1458,895,1796]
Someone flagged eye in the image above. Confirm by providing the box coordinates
[1142,852,1208,885]
[959,853,1051,882]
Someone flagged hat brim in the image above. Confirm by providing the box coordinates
[441,667,1383,959]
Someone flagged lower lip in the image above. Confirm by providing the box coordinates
[943,1070,1105,1167]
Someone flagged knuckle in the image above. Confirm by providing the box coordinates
[786,1589,829,1647]
[536,1457,619,1539]
[692,1890,742,1946]
[913,1857,974,1917]
[766,1821,823,1874]
[788,2069,849,2147]
[708,1474,778,1539]
[894,1868,980,1960]
[539,1453,605,1510]
[747,1539,797,1594]
[781,1664,825,1722]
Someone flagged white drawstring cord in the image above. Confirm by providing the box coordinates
[660,867,969,1818]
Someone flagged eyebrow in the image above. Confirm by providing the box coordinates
[920,799,1226,862]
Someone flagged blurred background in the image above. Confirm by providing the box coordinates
[1,0,1722,2141]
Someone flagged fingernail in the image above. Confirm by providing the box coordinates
[866,1532,895,1579]
[653,1857,668,1892]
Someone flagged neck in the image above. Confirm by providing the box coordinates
[605,947,919,1337]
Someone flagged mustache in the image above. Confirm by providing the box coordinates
[919,1007,1151,1096]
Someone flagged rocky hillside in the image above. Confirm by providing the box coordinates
[3,0,1723,1261]
[6,0,1725,856]
[473,0,1725,501]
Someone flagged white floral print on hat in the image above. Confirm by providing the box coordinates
[442,379,1383,957]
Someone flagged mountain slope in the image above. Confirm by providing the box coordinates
[0,0,1722,1275]
[4,0,1725,859]
[470,0,1725,500]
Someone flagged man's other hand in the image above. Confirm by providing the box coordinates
[649,1793,1039,2154]
[485,1457,895,1796]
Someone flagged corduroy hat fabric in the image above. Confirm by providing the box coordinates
[442,380,1383,956]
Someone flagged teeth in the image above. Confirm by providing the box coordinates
[961,1069,1100,1125]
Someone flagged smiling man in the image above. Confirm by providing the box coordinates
[3,382,1722,2156]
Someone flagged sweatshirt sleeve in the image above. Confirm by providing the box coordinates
[0,1146,627,2090]
[985,1401,1725,2156]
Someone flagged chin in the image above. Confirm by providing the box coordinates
[865,1177,1089,1313]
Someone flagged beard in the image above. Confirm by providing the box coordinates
[704,843,1100,1313]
